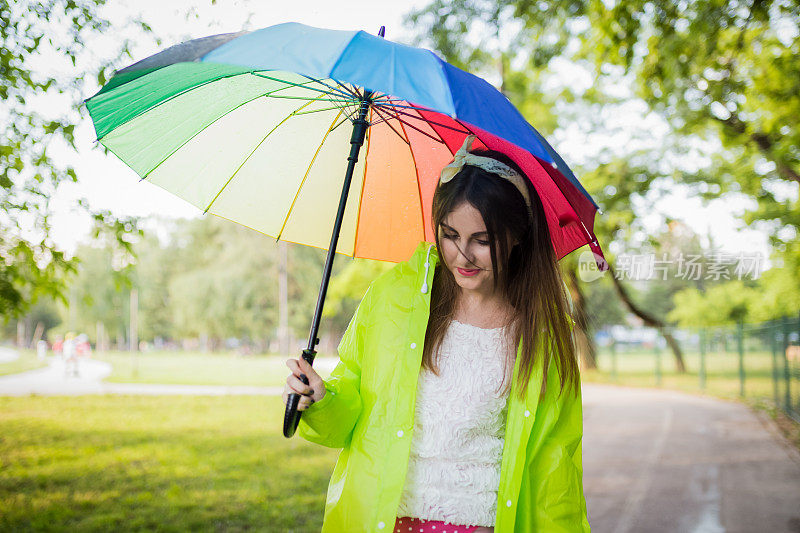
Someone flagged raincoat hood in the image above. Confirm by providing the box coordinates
[299,241,590,532]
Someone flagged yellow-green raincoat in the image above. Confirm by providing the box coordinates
[299,241,591,532]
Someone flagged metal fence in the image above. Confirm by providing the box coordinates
[594,313,800,423]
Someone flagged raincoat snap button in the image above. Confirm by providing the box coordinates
[524,410,531,417]
[377,521,385,529]
[397,430,404,437]
[410,342,417,349]
[506,499,512,507]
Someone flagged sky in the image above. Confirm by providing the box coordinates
[46,0,780,269]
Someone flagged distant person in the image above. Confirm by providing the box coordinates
[63,332,78,377]
[36,339,48,361]
[53,335,64,360]
[76,334,92,359]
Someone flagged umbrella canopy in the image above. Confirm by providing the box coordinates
[85,22,608,269]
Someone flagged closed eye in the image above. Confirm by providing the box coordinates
[443,233,490,246]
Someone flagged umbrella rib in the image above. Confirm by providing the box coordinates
[368,106,410,146]
[292,104,353,116]
[329,113,352,132]
[454,118,479,137]
[255,74,359,119]
[396,119,428,243]
[266,94,355,105]
[333,80,363,102]
[275,108,346,241]
[379,104,470,138]
[142,93,292,180]
[139,77,345,181]
[253,72,354,101]
[339,99,364,126]
[372,100,438,113]
[298,73,359,102]
[251,73,328,93]
[202,96,325,214]
[99,71,322,144]
[260,78,353,104]
[373,103,446,146]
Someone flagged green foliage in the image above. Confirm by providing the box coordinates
[46,216,353,349]
[0,0,151,319]
[324,258,394,320]
[668,280,753,327]
[738,255,800,321]
[406,0,562,135]
[576,0,800,267]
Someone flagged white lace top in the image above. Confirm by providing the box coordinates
[396,319,513,527]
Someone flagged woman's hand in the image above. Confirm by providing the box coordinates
[473,528,494,533]
[283,357,326,411]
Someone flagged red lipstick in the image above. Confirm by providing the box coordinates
[457,268,480,277]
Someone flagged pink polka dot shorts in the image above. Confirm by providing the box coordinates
[394,516,483,533]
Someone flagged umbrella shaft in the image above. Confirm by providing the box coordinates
[305,99,370,353]
[284,100,370,438]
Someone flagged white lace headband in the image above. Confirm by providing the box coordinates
[439,134,533,210]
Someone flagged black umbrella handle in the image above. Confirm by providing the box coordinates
[283,349,316,438]
[282,98,371,439]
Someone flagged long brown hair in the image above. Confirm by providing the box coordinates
[422,148,579,402]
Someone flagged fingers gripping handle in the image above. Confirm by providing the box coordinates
[283,349,316,438]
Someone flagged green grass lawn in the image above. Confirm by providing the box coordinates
[0,349,48,377]
[0,395,337,532]
[583,347,788,403]
[93,351,322,387]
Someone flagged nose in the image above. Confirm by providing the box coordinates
[453,240,479,268]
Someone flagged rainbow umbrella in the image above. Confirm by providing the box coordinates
[84,22,608,437]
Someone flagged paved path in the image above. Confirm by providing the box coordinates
[582,384,800,533]
[0,352,338,396]
[0,346,19,363]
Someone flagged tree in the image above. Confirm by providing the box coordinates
[407,0,800,369]
[51,243,131,344]
[324,257,395,342]
[408,1,680,368]
[1,0,150,319]
[161,216,348,352]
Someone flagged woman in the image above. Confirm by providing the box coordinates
[283,135,591,532]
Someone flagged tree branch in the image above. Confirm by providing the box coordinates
[717,113,800,183]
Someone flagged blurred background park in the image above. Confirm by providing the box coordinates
[1,0,799,531]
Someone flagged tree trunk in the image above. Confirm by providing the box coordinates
[278,241,289,356]
[129,288,138,352]
[607,262,687,373]
[96,321,105,354]
[566,268,598,370]
[16,320,26,348]
[29,321,44,349]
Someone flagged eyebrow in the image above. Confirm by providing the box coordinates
[441,223,488,237]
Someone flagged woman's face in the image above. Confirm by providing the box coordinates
[439,201,499,298]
